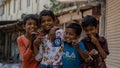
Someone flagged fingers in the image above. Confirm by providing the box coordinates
[89,49,98,56]
[72,40,78,45]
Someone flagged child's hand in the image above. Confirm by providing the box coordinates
[30,32,37,41]
[49,26,60,36]
[85,54,93,62]
[89,49,98,56]
[33,37,41,47]
[90,35,99,46]
[72,39,79,48]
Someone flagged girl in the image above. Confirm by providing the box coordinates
[17,14,39,68]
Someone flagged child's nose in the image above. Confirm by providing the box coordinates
[31,24,36,28]
[88,31,92,34]
[44,21,48,25]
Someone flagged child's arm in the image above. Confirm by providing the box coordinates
[72,40,92,61]
[33,35,44,61]
[48,26,60,42]
[33,37,41,56]
[90,35,107,59]
[17,37,33,61]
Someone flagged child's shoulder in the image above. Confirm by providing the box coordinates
[98,36,107,42]
[81,37,89,42]
[17,35,24,40]
[78,41,87,52]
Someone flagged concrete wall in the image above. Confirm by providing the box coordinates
[0,0,51,20]
[106,0,120,68]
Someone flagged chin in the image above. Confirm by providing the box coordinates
[66,41,72,44]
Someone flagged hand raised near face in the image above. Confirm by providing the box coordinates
[49,26,60,35]
[90,34,99,46]
[72,39,79,48]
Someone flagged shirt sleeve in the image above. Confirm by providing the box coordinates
[17,36,33,61]
[78,41,87,52]
[101,37,109,55]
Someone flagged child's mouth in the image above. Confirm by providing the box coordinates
[65,39,72,43]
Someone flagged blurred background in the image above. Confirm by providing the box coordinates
[0,0,120,68]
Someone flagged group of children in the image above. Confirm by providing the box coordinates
[17,10,109,68]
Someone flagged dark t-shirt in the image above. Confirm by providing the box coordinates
[81,36,109,68]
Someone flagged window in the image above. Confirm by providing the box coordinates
[19,0,22,10]
[8,2,10,15]
[27,0,30,7]
[0,6,4,16]
[13,0,16,12]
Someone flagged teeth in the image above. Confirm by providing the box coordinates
[46,26,50,28]
[66,39,70,41]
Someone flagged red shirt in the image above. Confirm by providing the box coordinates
[17,35,39,68]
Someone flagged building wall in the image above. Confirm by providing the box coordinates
[0,0,51,20]
[106,0,120,68]
[0,0,51,62]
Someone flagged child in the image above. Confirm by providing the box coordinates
[17,14,39,68]
[62,22,89,68]
[35,10,64,68]
[81,15,109,68]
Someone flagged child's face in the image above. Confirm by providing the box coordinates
[83,25,98,38]
[64,28,78,44]
[24,19,38,35]
[41,15,55,32]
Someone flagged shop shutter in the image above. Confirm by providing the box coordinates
[106,0,120,68]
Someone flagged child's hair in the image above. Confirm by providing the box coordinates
[66,21,82,36]
[81,15,98,28]
[23,14,39,25]
[39,10,55,23]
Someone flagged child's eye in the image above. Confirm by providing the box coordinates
[47,19,52,22]
[41,20,45,23]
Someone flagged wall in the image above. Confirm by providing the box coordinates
[0,0,51,21]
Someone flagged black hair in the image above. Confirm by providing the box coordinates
[81,15,98,28]
[66,22,82,36]
[23,14,39,25]
[39,10,55,24]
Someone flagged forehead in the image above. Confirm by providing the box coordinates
[84,25,97,29]
[41,15,53,20]
[26,18,37,23]
[65,28,76,33]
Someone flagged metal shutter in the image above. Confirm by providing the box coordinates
[106,0,120,68]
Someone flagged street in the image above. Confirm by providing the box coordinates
[0,63,21,68]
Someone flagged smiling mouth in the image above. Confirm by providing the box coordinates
[30,29,36,32]
[65,39,72,42]
[45,25,52,29]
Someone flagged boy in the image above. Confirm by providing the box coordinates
[17,14,39,68]
[81,15,109,68]
[62,22,90,68]
[35,10,64,68]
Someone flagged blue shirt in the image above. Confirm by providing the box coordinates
[62,41,86,68]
